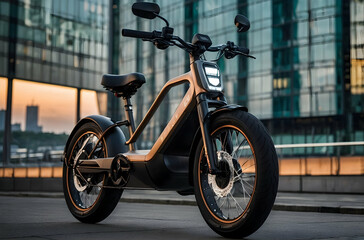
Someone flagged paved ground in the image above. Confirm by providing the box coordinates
[121,190,364,214]
[1,190,364,214]
[0,196,364,240]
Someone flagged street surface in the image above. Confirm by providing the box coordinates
[0,196,363,240]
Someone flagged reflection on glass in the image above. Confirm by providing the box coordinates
[0,77,7,132]
[0,77,7,106]
[8,79,77,166]
[12,79,76,133]
[80,90,107,118]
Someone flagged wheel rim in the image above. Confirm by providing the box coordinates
[66,131,106,211]
[198,125,257,223]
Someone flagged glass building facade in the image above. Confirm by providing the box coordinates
[0,0,110,89]
[0,0,363,174]
[119,0,363,155]
[0,0,110,165]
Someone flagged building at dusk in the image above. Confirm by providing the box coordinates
[25,105,42,133]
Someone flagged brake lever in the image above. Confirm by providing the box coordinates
[225,51,237,59]
[142,38,154,42]
[239,52,256,59]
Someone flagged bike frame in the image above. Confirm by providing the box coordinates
[76,55,240,190]
[124,58,220,165]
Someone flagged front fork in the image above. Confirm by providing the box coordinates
[196,93,227,174]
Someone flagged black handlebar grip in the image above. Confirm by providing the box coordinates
[122,29,154,39]
[237,46,249,54]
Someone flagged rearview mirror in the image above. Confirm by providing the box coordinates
[132,2,160,19]
[235,14,250,32]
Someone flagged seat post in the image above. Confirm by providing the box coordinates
[123,97,136,151]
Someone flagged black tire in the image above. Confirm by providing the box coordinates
[63,122,123,223]
[193,110,278,238]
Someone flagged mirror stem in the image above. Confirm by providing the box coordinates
[155,14,169,27]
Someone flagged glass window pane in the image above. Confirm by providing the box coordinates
[9,80,77,166]
[12,79,76,133]
[80,89,107,118]
[0,78,7,132]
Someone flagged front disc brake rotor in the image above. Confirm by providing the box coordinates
[208,151,234,197]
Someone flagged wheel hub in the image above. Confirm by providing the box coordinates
[208,151,234,197]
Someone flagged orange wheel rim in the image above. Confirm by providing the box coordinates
[66,131,107,212]
[198,125,257,224]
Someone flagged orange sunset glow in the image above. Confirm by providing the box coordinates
[8,79,101,134]
[0,78,7,110]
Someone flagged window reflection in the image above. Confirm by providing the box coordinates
[0,78,7,131]
[80,89,107,118]
[7,80,77,166]
[12,79,76,134]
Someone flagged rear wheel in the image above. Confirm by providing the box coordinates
[193,111,278,238]
[63,122,122,223]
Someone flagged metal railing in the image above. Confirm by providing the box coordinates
[0,142,363,178]
[275,141,364,176]
[275,141,364,149]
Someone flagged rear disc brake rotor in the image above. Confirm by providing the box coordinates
[73,170,88,191]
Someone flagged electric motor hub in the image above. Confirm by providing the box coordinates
[110,154,131,186]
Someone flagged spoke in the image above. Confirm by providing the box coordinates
[228,192,244,213]
[218,135,224,151]
[218,196,228,209]
[240,180,252,201]
[234,173,255,190]
[240,154,254,168]
[242,164,256,172]
[241,178,254,189]
[75,168,88,185]
[221,132,227,151]
[232,138,247,159]
[227,196,231,219]
[233,130,239,155]
[74,135,93,168]
[80,191,86,207]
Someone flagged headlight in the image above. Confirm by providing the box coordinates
[203,64,222,91]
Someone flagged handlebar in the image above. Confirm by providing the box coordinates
[122,29,161,39]
[208,43,249,54]
[122,28,254,59]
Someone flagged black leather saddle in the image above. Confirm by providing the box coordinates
[101,73,146,98]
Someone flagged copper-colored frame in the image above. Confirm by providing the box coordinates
[75,59,218,175]
[124,65,207,162]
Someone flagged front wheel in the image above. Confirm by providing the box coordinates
[193,111,278,238]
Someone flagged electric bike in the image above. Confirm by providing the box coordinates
[62,2,278,238]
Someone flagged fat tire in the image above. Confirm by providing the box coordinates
[63,122,123,223]
[193,110,278,238]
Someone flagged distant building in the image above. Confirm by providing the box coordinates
[11,123,21,132]
[1,110,21,132]
[25,105,42,133]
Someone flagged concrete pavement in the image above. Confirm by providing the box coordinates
[0,196,364,240]
[0,190,363,215]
